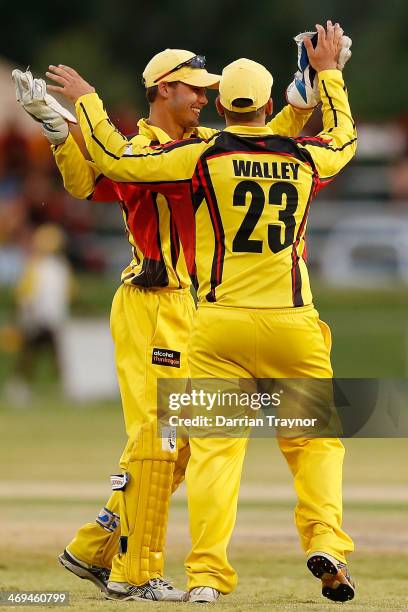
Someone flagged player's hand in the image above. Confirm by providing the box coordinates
[46,65,95,102]
[304,20,343,72]
[286,25,352,109]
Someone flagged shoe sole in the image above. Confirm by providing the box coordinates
[189,595,219,603]
[307,554,355,602]
[104,593,145,601]
[58,553,109,594]
[189,594,220,603]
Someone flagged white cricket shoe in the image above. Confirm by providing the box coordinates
[106,578,186,601]
[189,586,221,603]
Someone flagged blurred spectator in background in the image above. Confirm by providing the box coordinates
[0,120,30,196]
[0,121,109,287]
[4,224,75,403]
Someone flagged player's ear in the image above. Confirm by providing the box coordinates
[215,96,225,117]
[158,81,171,99]
[266,98,273,117]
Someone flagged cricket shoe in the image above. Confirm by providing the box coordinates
[105,578,186,601]
[307,551,355,602]
[188,586,221,603]
[58,549,110,593]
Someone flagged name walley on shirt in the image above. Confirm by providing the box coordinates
[232,159,300,180]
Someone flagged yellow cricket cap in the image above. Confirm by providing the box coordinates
[142,49,220,89]
[219,58,273,112]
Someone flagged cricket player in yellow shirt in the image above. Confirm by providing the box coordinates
[15,46,316,601]
[48,21,357,604]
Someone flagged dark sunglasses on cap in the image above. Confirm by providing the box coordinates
[152,55,206,84]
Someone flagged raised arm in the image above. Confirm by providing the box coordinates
[12,68,103,201]
[78,92,207,182]
[298,70,357,180]
[47,65,206,184]
[296,22,357,179]
[267,104,312,137]
[53,133,100,199]
[272,22,352,141]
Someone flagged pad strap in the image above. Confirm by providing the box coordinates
[96,506,120,533]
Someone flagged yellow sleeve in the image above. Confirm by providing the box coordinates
[52,133,99,199]
[196,126,219,139]
[299,70,357,180]
[267,104,313,137]
[76,93,207,183]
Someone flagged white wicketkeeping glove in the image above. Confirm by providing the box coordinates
[286,32,352,110]
[12,69,77,145]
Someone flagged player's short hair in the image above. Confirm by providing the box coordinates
[146,85,159,103]
[223,100,265,121]
[146,81,179,104]
[232,97,256,108]
[222,94,271,121]
[224,101,265,122]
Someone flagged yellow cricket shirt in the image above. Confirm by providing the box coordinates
[76,70,356,308]
[53,108,310,290]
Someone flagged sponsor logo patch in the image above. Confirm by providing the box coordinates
[110,473,129,491]
[152,347,181,368]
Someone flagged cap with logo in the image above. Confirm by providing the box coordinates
[143,49,220,89]
[219,58,273,113]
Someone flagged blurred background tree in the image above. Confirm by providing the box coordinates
[2,0,408,119]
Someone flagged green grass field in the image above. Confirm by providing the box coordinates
[1,401,408,611]
[1,282,407,609]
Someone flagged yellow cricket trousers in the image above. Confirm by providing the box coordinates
[68,284,195,583]
[185,303,354,594]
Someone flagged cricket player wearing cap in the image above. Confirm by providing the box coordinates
[47,50,221,603]
[12,48,314,602]
[60,21,357,604]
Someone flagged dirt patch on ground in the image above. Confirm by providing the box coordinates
[2,481,408,501]
[3,501,407,557]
